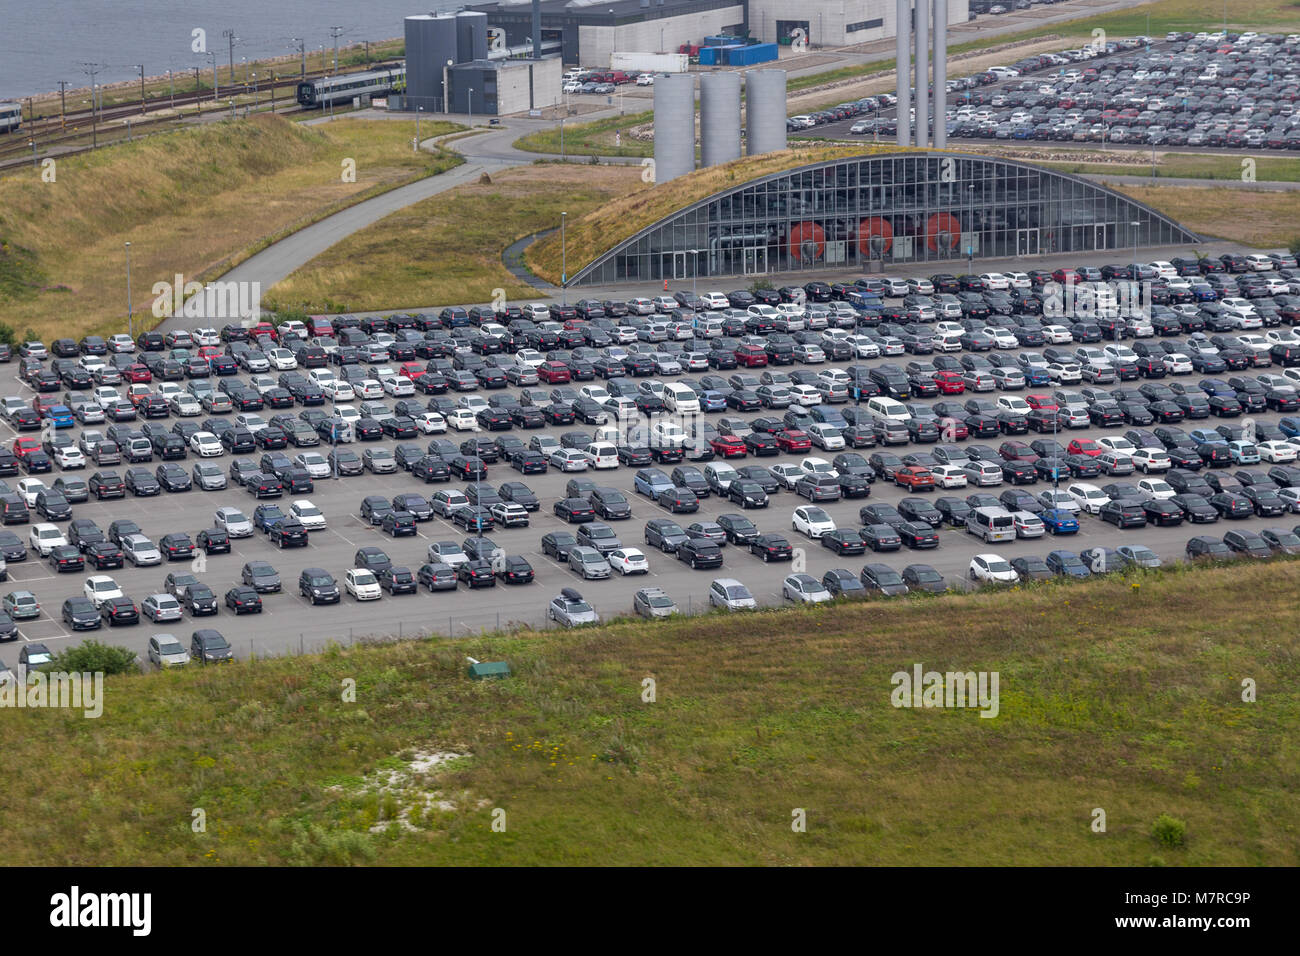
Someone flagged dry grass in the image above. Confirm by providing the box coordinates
[1111,184,1300,247]
[0,558,1295,865]
[265,164,646,314]
[0,114,462,339]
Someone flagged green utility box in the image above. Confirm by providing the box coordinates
[468,661,511,681]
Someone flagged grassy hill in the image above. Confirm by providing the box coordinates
[0,559,1294,866]
[0,114,462,341]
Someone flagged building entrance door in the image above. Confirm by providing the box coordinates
[742,246,767,274]
[1017,228,1039,256]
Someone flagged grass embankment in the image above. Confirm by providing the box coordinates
[514,111,654,159]
[1112,184,1300,247]
[266,164,646,314]
[0,114,463,340]
[525,145,896,283]
[1032,153,1300,183]
[0,560,1295,866]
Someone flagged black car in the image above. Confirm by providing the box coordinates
[183,583,218,616]
[378,566,419,594]
[749,534,793,561]
[159,532,195,560]
[61,597,102,631]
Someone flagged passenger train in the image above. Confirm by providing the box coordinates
[295,66,406,109]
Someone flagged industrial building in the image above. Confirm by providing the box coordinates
[653,68,787,184]
[465,0,967,65]
[564,153,1199,286]
[402,8,561,115]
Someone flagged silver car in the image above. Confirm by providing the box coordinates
[633,586,678,619]
[192,463,228,491]
[548,588,600,627]
[567,546,610,580]
[709,577,757,611]
[142,593,184,622]
[214,506,253,538]
[147,633,191,668]
[121,534,162,567]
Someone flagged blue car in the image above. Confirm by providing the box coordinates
[1198,378,1235,397]
[1022,367,1052,386]
[1188,428,1228,446]
[699,390,728,412]
[633,468,674,499]
[1041,508,1080,535]
[1278,416,1300,438]
[1046,549,1091,578]
[46,405,75,428]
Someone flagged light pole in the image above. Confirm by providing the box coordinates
[1131,219,1140,274]
[561,212,567,305]
[125,242,134,340]
[966,184,976,272]
[443,59,452,114]
[467,87,474,123]
[560,116,565,160]
[415,105,423,152]
[207,52,218,102]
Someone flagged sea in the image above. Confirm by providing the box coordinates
[0,0,466,100]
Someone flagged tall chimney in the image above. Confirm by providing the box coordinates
[915,0,928,148]
[895,0,910,146]
[934,0,948,147]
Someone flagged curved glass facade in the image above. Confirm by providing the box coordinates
[568,152,1199,286]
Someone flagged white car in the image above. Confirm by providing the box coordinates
[798,457,839,479]
[1243,253,1275,271]
[381,376,415,397]
[249,375,277,396]
[355,379,384,400]
[192,327,220,346]
[294,453,331,479]
[783,573,832,604]
[996,395,1031,415]
[267,348,298,370]
[1162,353,1193,374]
[788,384,822,406]
[931,464,968,488]
[806,424,845,450]
[550,449,589,472]
[1013,512,1045,538]
[1041,325,1074,344]
[979,273,1011,290]
[846,335,881,359]
[607,547,650,575]
[427,540,469,567]
[699,292,730,310]
[344,568,382,601]
[446,409,480,432]
[416,412,447,434]
[1038,489,1079,513]
[1258,440,1298,463]
[769,463,804,490]
[321,380,355,402]
[791,506,836,539]
[968,553,1019,584]
[1097,436,1136,456]
[30,523,67,557]
[1136,478,1176,500]
[1066,482,1110,514]
[290,499,327,530]
[334,405,361,427]
[583,442,619,469]
[1131,448,1171,473]
[189,431,223,457]
[16,479,47,508]
[234,413,268,434]
[1047,362,1082,383]
[83,575,124,609]
[54,446,86,469]
[169,393,202,417]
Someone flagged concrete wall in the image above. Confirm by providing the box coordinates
[577,6,746,69]
[495,57,563,114]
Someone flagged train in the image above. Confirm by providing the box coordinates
[0,101,21,134]
[295,66,406,109]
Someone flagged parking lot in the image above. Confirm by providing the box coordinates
[797,30,1300,152]
[4,242,1300,667]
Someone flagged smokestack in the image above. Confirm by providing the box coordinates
[915,0,928,148]
[532,0,542,59]
[934,0,947,147]
[896,0,910,146]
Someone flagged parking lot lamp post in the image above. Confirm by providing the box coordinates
[125,242,134,341]
[561,211,567,306]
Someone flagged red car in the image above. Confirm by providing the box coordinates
[999,442,1039,462]
[248,321,277,341]
[894,465,936,490]
[537,361,571,384]
[709,434,747,458]
[936,416,969,441]
[1026,394,1059,411]
[1067,438,1103,457]
[932,371,966,394]
[125,364,152,383]
[197,346,222,361]
[12,437,41,459]
[734,345,768,368]
[1052,268,1079,285]
[398,361,426,380]
[777,429,812,453]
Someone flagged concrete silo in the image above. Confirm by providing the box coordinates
[744,69,787,156]
[699,71,741,167]
[653,73,696,184]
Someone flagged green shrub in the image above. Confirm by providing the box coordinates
[1152,813,1187,849]
[48,641,138,675]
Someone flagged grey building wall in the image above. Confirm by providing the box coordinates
[747,0,967,47]
[405,13,460,111]
[457,10,490,63]
[577,6,745,68]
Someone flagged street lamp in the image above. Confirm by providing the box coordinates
[125,242,134,340]
[1131,219,1140,274]
[561,212,567,305]
[467,87,474,123]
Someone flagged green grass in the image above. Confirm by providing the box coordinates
[514,111,654,159]
[1,559,1295,866]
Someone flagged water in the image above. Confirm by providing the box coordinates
[0,0,463,101]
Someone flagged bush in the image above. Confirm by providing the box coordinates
[1152,813,1187,849]
[1289,236,1300,256]
[0,322,14,346]
[48,641,138,675]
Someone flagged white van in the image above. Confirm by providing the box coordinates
[693,315,724,337]
[583,442,619,469]
[866,396,911,423]
[663,382,700,414]
[966,506,1017,543]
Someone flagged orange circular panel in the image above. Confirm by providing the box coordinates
[926,212,962,252]
[858,217,894,256]
[788,221,825,262]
